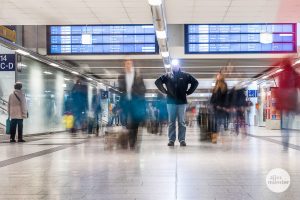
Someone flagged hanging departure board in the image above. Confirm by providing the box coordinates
[185,23,297,54]
[47,25,158,55]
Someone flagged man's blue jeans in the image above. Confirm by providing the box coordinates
[167,104,187,142]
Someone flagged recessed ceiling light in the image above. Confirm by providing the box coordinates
[161,51,169,57]
[171,59,179,66]
[156,30,167,39]
[148,0,162,6]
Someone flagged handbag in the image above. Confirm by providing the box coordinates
[6,118,11,135]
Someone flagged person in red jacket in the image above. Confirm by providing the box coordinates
[273,57,300,150]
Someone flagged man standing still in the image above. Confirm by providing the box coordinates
[8,82,28,143]
[155,61,198,146]
[118,59,146,148]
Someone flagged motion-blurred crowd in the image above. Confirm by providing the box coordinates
[61,57,300,149]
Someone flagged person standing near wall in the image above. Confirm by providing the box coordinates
[155,61,198,147]
[8,82,28,143]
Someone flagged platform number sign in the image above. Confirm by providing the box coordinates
[0,54,15,71]
[248,90,257,97]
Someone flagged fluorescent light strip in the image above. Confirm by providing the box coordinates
[50,63,59,67]
[79,66,269,69]
[44,71,53,75]
[91,72,258,76]
[16,49,30,56]
[72,71,79,75]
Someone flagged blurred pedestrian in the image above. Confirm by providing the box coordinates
[91,89,101,134]
[156,93,168,135]
[8,82,28,143]
[70,79,88,132]
[118,59,146,148]
[155,61,198,146]
[210,72,228,144]
[274,57,300,150]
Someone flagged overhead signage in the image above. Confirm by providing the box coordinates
[47,25,159,55]
[185,23,297,54]
[0,54,15,71]
[0,26,16,42]
[248,90,258,97]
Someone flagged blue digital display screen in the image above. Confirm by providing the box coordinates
[47,25,158,55]
[185,24,297,54]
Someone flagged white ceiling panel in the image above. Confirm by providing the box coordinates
[194,0,231,7]
[0,0,299,25]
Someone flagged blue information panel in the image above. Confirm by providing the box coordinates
[248,90,257,98]
[185,24,297,54]
[47,25,158,55]
[0,54,15,71]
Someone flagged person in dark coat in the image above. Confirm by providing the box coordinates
[118,59,146,148]
[210,72,228,144]
[155,61,198,146]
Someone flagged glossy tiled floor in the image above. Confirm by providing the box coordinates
[0,126,299,200]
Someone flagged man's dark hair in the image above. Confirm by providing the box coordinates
[14,82,22,90]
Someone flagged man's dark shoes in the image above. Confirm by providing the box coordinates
[168,141,175,146]
[18,139,26,143]
[10,139,16,143]
[180,141,187,147]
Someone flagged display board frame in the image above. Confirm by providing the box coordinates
[47,24,159,55]
[184,23,297,54]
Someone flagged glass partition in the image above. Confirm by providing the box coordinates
[16,56,97,134]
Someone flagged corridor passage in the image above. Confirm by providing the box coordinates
[0,127,299,200]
